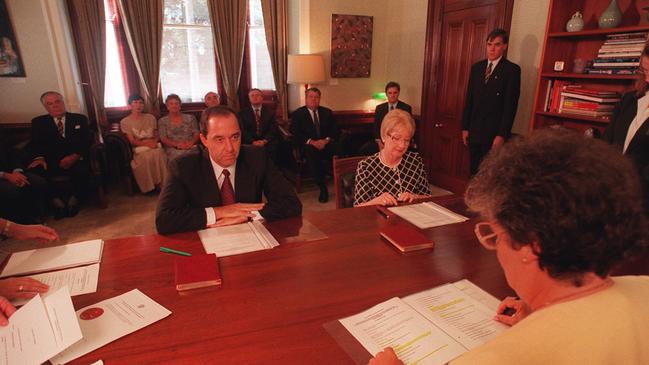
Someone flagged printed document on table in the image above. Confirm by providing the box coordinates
[0,239,104,278]
[50,289,172,365]
[452,279,501,312]
[0,286,82,365]
[339,297,467,365]
[12,263,100,306]
[388,202,468,229]
[198,221,279,257]
[403,282,507,350]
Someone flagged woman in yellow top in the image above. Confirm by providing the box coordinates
[369,130,649,364]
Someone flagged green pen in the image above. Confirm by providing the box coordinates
[159,246,192,256]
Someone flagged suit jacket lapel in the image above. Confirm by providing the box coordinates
[200,148,222,206]
[234,150,253,202]
[627,116,649,153]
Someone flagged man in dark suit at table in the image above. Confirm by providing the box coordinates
[156,105,301,235]
[28,91,92,218]
[461,28,521,175]
[290,87,340,203]
[239,88,278,162]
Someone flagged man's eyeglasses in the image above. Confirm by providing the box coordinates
[473,222,502,250]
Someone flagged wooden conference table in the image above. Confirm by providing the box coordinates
[63,197,647,364]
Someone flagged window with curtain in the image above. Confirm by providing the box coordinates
[248,0,275,91]
[161,0,219,102]
[104,0,128,107]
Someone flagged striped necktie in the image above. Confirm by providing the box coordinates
[255,108,261,136]
[485,62,493,84]
[56,117,64,137]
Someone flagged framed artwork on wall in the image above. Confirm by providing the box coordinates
[331,14,373,78]
[0,0,26,77]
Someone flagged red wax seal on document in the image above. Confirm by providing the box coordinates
[80,307,104,320]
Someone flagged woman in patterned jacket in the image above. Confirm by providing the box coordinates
[354,109,431,206]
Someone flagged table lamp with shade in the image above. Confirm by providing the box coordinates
[287,54,325,91]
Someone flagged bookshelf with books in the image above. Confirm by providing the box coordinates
[531,1,649,134]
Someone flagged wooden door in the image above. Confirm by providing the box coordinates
[420,0,514,193]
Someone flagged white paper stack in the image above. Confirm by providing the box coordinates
[198,221,279,257]
[388,202,468,229]
[0,239,104,278]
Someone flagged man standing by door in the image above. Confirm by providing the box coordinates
[461,28,520,175]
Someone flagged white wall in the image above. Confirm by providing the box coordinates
[507,0,550,135]
[0,0,83,124]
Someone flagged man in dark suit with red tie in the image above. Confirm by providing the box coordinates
[28,91,92,218]
[290,87,340,203]
[462,28,521,175]
[156,106,301,235]
[238,88,278,161]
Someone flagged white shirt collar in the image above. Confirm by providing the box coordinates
[487,56,502,71]
[209,155,236,191]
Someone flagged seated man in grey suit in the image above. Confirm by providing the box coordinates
[156,106,302,235]
[238,88,278,161]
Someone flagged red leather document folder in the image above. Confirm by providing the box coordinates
[379,224,434,253]
[175,253,222,291]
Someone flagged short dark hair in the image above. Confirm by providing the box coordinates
[465,129,648,285]
[128,94,144,104]
[165,93,181,104]
[249,88,262,95]
[305,87,321,97]
[200,105,238,135]
[385,81,400,93]
[487,28,509,44]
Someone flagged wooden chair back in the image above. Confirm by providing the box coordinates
[333,156,365,209]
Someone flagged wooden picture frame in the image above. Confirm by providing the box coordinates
[331,14,373,78]
[0,0,26,77]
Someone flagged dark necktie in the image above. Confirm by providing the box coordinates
[220,169,235,206]
[389,105,394,111]
[56,117,64,137]
[485,62,493,84]
[313,110,321,138]
[255,109,261,136]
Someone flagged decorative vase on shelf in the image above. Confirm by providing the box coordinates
[598,0,622,29]
[566,11,584,32]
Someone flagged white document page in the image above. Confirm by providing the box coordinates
[198,221,279,257]
[12,263,100,306]
[452,279,501,312]
[388,202,468,229]
[50,289,172,365]
[1,239,104,278]
[339,297,467,365]
[0,286,82,365]
[403,283,507,350]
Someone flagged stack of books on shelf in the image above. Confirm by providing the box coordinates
[586,32,647,75]
[558,86,620,119]
[542,82,621,118]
